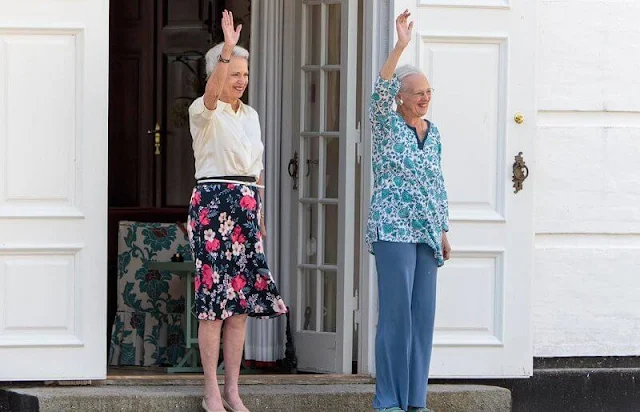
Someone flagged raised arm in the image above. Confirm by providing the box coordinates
[380,10,413,80]
[369,11,414,135]
[203,10,242,110]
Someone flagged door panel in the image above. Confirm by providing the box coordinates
[163,52,201,206]
[109,0,155,208]
[392,0,535,377]
[0,0,109,380]
[290,0,358,373]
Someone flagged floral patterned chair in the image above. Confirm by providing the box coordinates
[108,220,192,367]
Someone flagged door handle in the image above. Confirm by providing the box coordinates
[514,112,525,124]
[288,151,299,190]
[512,152,529,193]
[147,123,164,155]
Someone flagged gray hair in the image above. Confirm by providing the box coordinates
[395,64,424,91]
[205,42,250,77]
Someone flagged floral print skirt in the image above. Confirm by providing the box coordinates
[187,182,287,321]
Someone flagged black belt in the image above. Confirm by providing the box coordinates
[197,175,257,183]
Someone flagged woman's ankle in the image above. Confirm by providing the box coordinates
[223,389,240,398]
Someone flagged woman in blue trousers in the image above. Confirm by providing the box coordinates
[366,10,451,412]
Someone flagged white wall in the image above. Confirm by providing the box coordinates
[533,0,640,356]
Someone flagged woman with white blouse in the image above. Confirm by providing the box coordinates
[187,10,287,412]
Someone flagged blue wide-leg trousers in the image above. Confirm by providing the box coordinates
[372,241,438,411]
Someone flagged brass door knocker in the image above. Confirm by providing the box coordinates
[512,152,529,193]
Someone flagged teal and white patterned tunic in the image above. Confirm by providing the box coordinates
[366,74,450,266]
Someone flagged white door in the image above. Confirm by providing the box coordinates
[0,1,109,380]
[390,0,536,377]
[284,0,359,373]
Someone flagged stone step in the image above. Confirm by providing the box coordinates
[5,383,510,412]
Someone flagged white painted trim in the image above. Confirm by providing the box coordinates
[358,0,392,377]
[0,245,84,253]
[335,0,359,374]
[415,0,509,9]
[280,0,299,321]
[357,0,375,376]
[0,207,84,218]
[0,338,84,348]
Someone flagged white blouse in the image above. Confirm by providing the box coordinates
[188,96,264,181]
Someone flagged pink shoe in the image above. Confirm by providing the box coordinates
[202,398,227,412]
[222,397,251,412]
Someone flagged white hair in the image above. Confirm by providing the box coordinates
[205,42,250,77]
[395,64,424,91]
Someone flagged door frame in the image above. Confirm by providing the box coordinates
[279,0,297,324]
[356,0,390,376]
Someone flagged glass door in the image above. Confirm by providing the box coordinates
[290,0,358,373]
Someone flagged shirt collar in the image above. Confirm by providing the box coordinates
[217,100,246,115]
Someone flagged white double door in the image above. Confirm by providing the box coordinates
[0,0,536,381]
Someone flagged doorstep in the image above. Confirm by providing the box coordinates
[2,379,511,412]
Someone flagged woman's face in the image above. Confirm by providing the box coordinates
[222,57,249,101]
[399,74,432,118]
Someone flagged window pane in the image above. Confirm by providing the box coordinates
[325,70,340,132]
[322,271,337,333]
[323,204,338,266]
[326,3,341,65]
[301,204,318,264]
[301,270,318,331]
[305,5,321,65]
[302,136,319,198]
[324,137,339,199]
[303,71,321,132]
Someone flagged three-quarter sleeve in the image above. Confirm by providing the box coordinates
[369,75,401,140]
[441,191,450,232]
[436,132,450,232]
